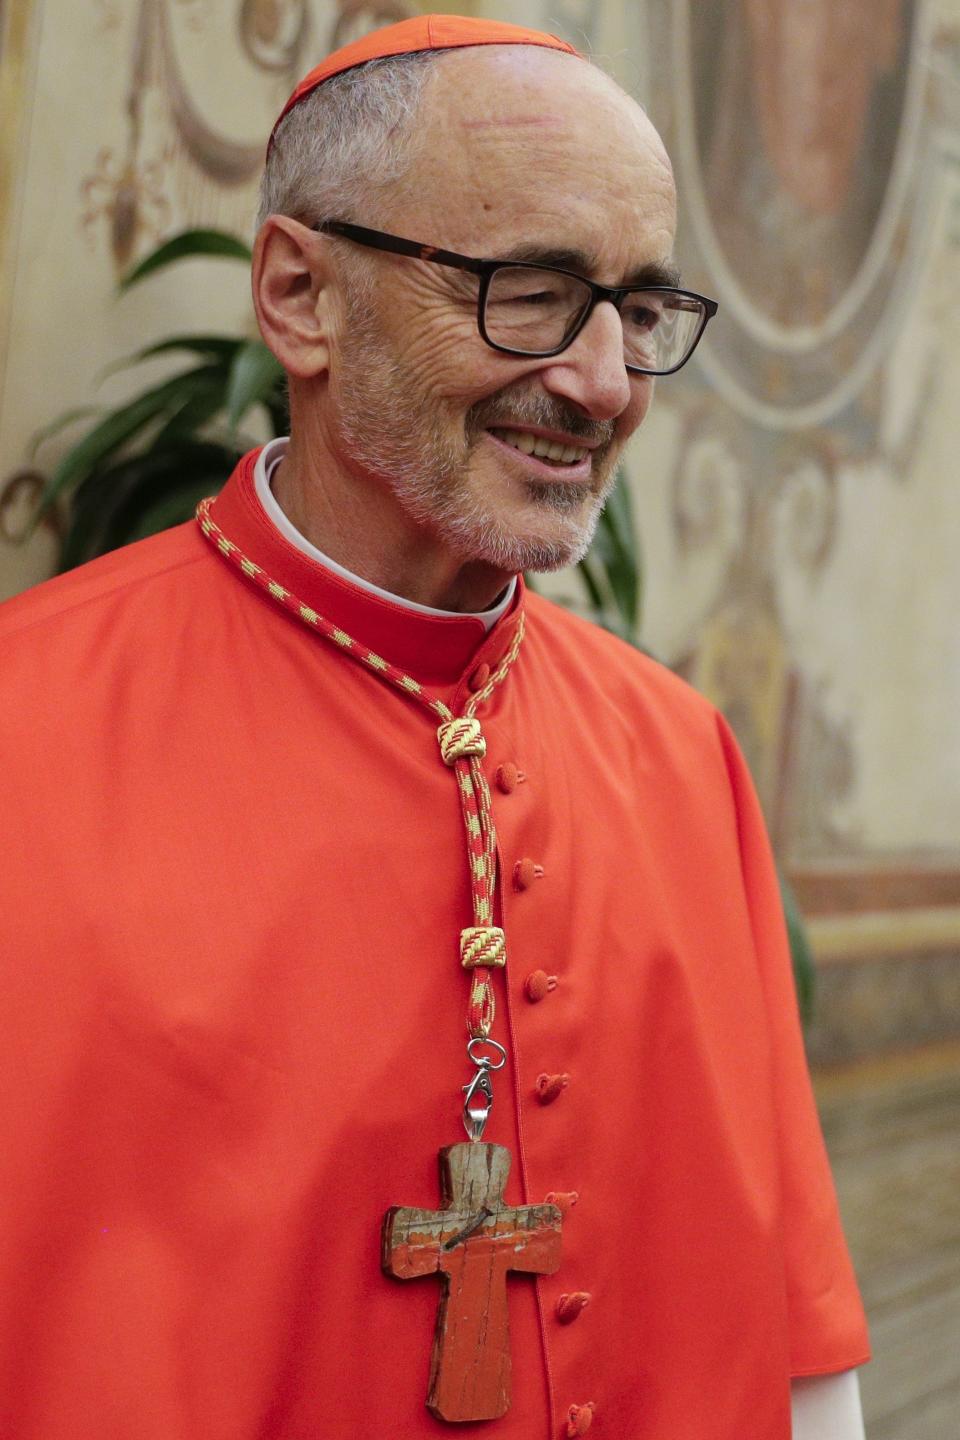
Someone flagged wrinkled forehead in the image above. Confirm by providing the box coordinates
[389,47,676,263]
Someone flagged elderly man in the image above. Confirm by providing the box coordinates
[0,15,867,1440]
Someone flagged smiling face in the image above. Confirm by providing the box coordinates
[324,45,677,575]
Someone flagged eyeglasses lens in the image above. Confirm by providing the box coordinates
[483,267,705,373]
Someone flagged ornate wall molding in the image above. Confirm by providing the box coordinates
[630,0,960,869]
[80,0,417,273]
[655,0,938,431]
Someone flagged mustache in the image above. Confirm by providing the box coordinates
[465,388,615,447]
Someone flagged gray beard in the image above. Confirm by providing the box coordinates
[332,315,618,573]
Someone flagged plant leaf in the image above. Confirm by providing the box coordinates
[574,468,644,643]
[225,340,285,431]
[102,334,243,379]
[151,375,231,447]
[605,469,634,535]
[28,406,101,460]
[40,365,226,510]
[127,480,225,542]
[576,553,606,613]
[592,515,634,631]
[57,453,163,571]
[264,386,290,439]
[101,443,235,554]
[779,873,816,1027]
[592,477,640,635]
[119,229,252,292]
[57,440,238,569]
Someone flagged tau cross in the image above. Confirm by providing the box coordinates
[382,1142,563,1422]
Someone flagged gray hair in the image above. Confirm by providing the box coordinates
[255,50,442,234]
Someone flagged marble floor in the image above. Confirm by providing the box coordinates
[814,1042,960,1440]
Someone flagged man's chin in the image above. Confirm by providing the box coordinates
[520,496,605,573]
[450,507,601,575]
[517,535,593,573]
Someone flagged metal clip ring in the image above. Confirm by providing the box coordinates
[466,1037,507,1071]
[461,1038,507,1141]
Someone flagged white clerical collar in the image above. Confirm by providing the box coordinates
[253,438,516,633]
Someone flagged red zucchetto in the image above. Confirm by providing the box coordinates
[269,12,579,150]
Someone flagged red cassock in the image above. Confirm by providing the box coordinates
[0,450,868,1438]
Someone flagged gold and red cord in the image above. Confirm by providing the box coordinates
[197,497,522,1042]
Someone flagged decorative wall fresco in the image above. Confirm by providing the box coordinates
[638,0,960,872]
[682,0,918,420]
[80,0,415,275]
[0,0,416,593]
[522,0,960,893]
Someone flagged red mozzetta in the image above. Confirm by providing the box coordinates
[0,450,868,1438]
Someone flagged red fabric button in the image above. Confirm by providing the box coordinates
[524,970,558,1003]
[556,1291,592,1324]
[495,762,519,794]
[513,857,542,891]
[545,1190,579,1215]
[566,1402,596,1436]
[536,1073,570,1104]
[468,662,491,690]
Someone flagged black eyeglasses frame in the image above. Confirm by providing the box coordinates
[313,219,718,377]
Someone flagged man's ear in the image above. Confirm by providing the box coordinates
[252,216,337,379]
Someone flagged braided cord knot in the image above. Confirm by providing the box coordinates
[437,717,486,765]
[460,926,506,970]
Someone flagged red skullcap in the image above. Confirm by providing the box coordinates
[269,13,580,152]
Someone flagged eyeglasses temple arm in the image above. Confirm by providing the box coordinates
[314,221,485,275]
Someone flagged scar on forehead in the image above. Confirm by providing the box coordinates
[460,114,562,130]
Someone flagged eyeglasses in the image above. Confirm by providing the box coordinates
[314,220,718,376]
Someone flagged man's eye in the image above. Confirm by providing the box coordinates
[492,288,562,307]
[622,303,660,331]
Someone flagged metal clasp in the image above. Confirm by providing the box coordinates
[461,1037,507,1141]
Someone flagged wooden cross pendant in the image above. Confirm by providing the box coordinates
[382,1142,563,1422]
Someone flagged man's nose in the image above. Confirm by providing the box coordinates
[537,301,634,421]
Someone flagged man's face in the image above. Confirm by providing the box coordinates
[326,47,677,576]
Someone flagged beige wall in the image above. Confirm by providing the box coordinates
[525,1,960,946]
[2,0,959,968]
[0,0,398,588]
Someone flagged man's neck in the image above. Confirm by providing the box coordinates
[272,434,515,615]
